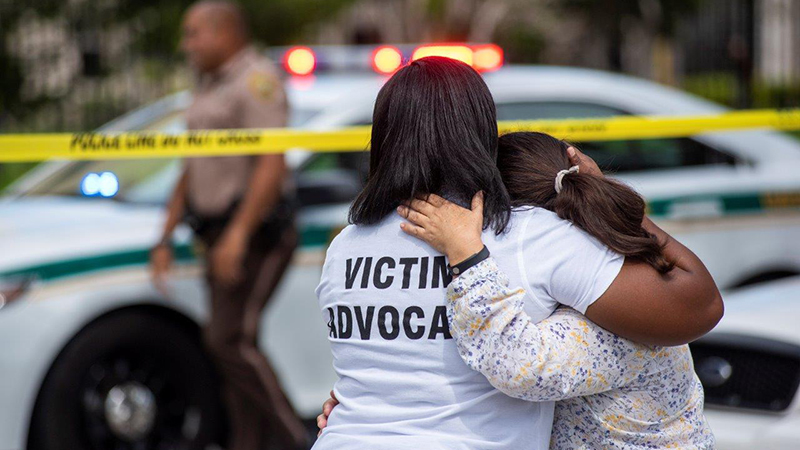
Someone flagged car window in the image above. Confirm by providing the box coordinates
[496,101,736,173]
[293,116,372,207]
[296,151,369,207]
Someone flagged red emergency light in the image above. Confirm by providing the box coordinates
[284,46,316,76]
[372,46,404,75]
[471,44,504,72]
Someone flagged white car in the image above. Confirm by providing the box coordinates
[694,276,800,450]
[2,45,800,449]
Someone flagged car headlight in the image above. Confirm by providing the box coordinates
[0,276,34,310]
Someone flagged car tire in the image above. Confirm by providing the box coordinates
[28,310,224,450]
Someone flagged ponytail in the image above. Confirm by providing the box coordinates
[553,173,673,273]
[497,132,674,274]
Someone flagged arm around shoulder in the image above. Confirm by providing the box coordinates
[448,258,651,401]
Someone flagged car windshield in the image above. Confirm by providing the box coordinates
[10,104,321,205]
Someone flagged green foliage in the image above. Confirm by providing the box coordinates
[0,35,24,123]
[495,23,545,65]
[752,83,800,109]
[683,72,739,106]
[559,0,703,36]
[683,71,800,109]
[238,0,358,45]
[98,0,359,56]
[0,0,358,130]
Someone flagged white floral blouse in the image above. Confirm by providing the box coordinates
[447,257,715,450]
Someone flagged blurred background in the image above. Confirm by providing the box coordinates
[2,1,800,450]
[3,0,800,185]
[0,0,798,173]
[2,0,799,126]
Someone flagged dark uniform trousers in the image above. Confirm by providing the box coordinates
[197,224,304,450]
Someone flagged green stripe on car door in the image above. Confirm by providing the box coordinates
[3,193,799,282]
[1,225,340,282]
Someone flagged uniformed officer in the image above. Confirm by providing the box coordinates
[149,2,308,449]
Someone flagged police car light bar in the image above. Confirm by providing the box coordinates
[272,44,504,77]
[410,43,504,73]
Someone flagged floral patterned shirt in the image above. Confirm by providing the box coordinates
[447,257,715,450]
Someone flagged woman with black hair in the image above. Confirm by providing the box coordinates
[314,57,722,449]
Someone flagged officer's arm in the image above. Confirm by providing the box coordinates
[227,70,289,240]
[157,168,189,245]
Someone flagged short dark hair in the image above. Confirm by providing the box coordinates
[192,0,251,41]
[349,56,511,234]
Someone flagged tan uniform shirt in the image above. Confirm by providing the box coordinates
[184,46,288,217]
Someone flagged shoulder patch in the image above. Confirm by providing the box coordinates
[247,71,277,100]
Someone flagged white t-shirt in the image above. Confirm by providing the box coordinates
[314,207,624,450]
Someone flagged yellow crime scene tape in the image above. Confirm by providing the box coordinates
[2,108,800,162]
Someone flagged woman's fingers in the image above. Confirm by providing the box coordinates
[567,146,591,168]
[567,146,581,166]
[407,198,437,216]
[426,194,447,207]
[400,222,427,240]
[568,145,590,167]
[317,413,327,430]
[397,206,429,226]
[330,389,338,402]
[567,145,603,177]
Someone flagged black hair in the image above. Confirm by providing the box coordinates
[348,56,511,234]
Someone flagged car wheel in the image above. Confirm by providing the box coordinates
[29,310,224,450]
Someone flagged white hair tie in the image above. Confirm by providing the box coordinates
[554,165,580,194]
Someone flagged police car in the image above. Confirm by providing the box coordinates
[691,276,800,450]
[2,44,800,449]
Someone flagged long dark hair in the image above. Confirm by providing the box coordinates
[349,56,511,234]
[497,132,673,273]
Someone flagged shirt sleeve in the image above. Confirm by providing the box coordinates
[237,68,288,129]
[447,257,656,402]
[519,210,624,314]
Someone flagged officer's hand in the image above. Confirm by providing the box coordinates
[211,228,247,286]
[317,390,339,436]
[150,244,173,298]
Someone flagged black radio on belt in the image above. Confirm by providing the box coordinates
[184,195,297,251]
